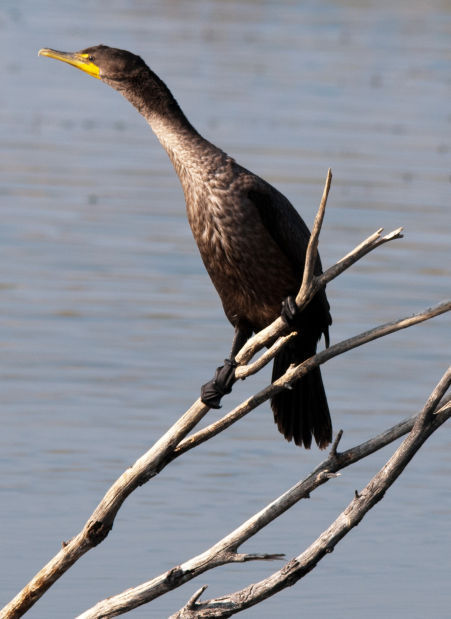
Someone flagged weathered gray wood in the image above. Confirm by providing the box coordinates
[174,301,451,457]
[76,388,450,618]
[171,371,451,618]
[0,398,211,619]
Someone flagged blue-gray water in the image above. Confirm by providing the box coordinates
[1,1,450,617]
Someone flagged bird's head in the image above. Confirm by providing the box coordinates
[39,44,181,123]
[38,45,147,85]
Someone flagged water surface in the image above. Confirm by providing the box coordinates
[0,1,450,617]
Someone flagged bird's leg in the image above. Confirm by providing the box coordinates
[200,360,237,409]
[281,295,300,326]
[201,323,253,409]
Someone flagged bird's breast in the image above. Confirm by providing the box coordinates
[185,184,298,330]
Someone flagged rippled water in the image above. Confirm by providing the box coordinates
[1,1,450,617]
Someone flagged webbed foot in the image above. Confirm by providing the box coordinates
[201,358,237,409]
[281,295,299,326]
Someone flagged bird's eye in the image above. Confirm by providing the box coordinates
[88,56,94,62]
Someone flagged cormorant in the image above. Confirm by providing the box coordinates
[38,45,332,448]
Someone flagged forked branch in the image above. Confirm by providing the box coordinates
[76,381,450,618]
[172,370,451,618]
[174,300,450,456]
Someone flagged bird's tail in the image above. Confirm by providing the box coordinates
[271,335,332,449]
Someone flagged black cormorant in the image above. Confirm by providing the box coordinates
[38,45,332,448]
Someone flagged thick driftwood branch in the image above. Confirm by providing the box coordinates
[172,370,451,618]
[76,390,450,618]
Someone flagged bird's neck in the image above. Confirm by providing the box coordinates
[147,110,217,179]
[114,71,225,181]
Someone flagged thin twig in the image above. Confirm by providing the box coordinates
[236,225,403,366]
[173,301,450,458]
[329,429,344,456]
[316,226,404,293]
[299,168,332,295]
[234,331,298,380]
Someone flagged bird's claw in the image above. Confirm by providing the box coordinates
[201,358,237,409]
[281,295,299,326]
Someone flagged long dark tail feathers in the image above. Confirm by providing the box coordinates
[271,337,332,449]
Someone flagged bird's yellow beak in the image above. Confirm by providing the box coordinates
[38,48,101,79]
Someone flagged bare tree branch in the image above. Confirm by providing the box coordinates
[0,399,209,619]
[299,168,332,292]
[75,387,450,618]
[172,369,451,618]
[236,225,403,366]
[175,301,450,457]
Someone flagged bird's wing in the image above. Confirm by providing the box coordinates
[247,181,322,278]
[247,179,332,341]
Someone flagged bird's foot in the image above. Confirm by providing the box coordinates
[201,358,237,409]
[281,295,299,326]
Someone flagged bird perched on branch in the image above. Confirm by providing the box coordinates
[39,45,332,448]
